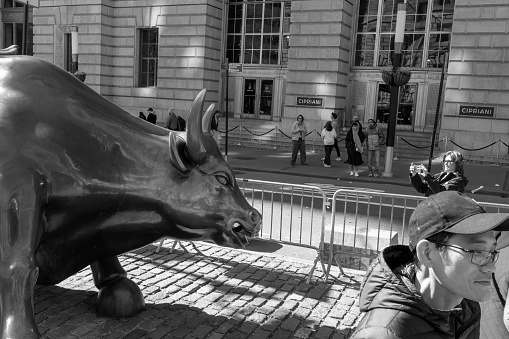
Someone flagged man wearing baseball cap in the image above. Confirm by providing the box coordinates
[351,191,509,338]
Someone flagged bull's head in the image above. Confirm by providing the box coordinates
[168,89,261,248]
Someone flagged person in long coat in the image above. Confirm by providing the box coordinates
[345,122,365,176]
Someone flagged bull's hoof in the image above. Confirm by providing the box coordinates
[1,323,40,339]
[96,277,145,317]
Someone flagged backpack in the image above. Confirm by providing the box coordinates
[177,116,186,131]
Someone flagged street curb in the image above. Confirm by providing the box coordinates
[233,167,506,198]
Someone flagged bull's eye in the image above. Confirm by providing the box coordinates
[215,174,230,186]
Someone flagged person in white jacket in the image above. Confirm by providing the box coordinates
[321,121,336,167]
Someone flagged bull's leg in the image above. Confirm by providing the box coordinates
[0,171,49,339]
[90,256,145,317]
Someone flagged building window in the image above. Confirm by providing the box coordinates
[227,0,291,66]
[3,23,33,55]
[355,0,454,69]
[3,0,24,7]
[138,28,158,87]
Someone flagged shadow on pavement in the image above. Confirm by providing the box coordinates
[32,243,362,338]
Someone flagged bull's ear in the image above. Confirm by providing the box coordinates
[169,132,192,173]
[202,103,215,134]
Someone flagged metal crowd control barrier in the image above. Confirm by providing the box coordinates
[323,189,425,282]
[237,178,328,283]
[323,189,509,282]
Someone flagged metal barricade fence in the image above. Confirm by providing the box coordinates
[323,189,509,282]
[236,178,328,283]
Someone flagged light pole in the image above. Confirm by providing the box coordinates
[382,0,409,178]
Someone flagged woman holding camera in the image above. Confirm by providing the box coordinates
[409,150,468,197]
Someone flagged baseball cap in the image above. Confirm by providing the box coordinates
[409,191,509,251]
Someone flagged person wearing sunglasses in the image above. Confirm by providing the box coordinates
[409,150,468,197]
[351,191,509,339]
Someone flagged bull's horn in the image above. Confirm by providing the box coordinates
[202,104,215,134]
[186,89,207,164]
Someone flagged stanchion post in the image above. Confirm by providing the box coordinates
[311,130,316,153]
[237,124,242,146]
[394,136,399,160]
[495,139,501,167]
[273,126,278,150]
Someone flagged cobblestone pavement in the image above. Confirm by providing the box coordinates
[34,242,364,339]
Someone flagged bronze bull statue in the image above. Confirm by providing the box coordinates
[0,51,261,338]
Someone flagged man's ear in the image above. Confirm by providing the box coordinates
[415,240,435,268]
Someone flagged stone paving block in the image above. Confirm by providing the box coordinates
[189,324,214,338]
[281,316,301,331]
[271,329,293,339]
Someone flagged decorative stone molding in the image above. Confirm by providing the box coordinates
[55,25,75,68]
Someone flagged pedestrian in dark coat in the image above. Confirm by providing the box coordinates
[146,108,157,124]
[345,122,365,176]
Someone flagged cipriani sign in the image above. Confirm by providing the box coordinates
[296,97,324,107]
[459,105,495,118]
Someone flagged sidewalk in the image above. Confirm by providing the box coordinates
[35,242,363,339]
[225,146,509,199]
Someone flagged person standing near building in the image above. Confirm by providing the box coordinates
[321,121,336,168]
[409,150,468,197]
[331,112,342,161]
[146,108,157,124]
[345,122,365,176]
[165,108,179,131]
[290,115,308,166]
[365,118,385,177]
[351,191,509,339]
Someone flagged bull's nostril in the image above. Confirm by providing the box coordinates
[248,210,261,224]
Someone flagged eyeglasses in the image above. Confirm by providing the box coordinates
[431,242,499,266]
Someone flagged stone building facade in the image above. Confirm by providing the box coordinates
[1,0,507,160]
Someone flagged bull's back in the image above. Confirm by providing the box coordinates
[0,55,170,182]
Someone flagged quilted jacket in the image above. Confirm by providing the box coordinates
[350,245,481,339]
[410,171,468,197]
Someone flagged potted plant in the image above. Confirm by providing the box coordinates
[381,66,411,86]
[73,70,87,82]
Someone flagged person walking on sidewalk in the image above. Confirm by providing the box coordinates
[290,115,308,166]
[345,122,364,176]
[365,118,385,177]
[409,150,468,197]
[321,121,336,168]
[351,191,509,339]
